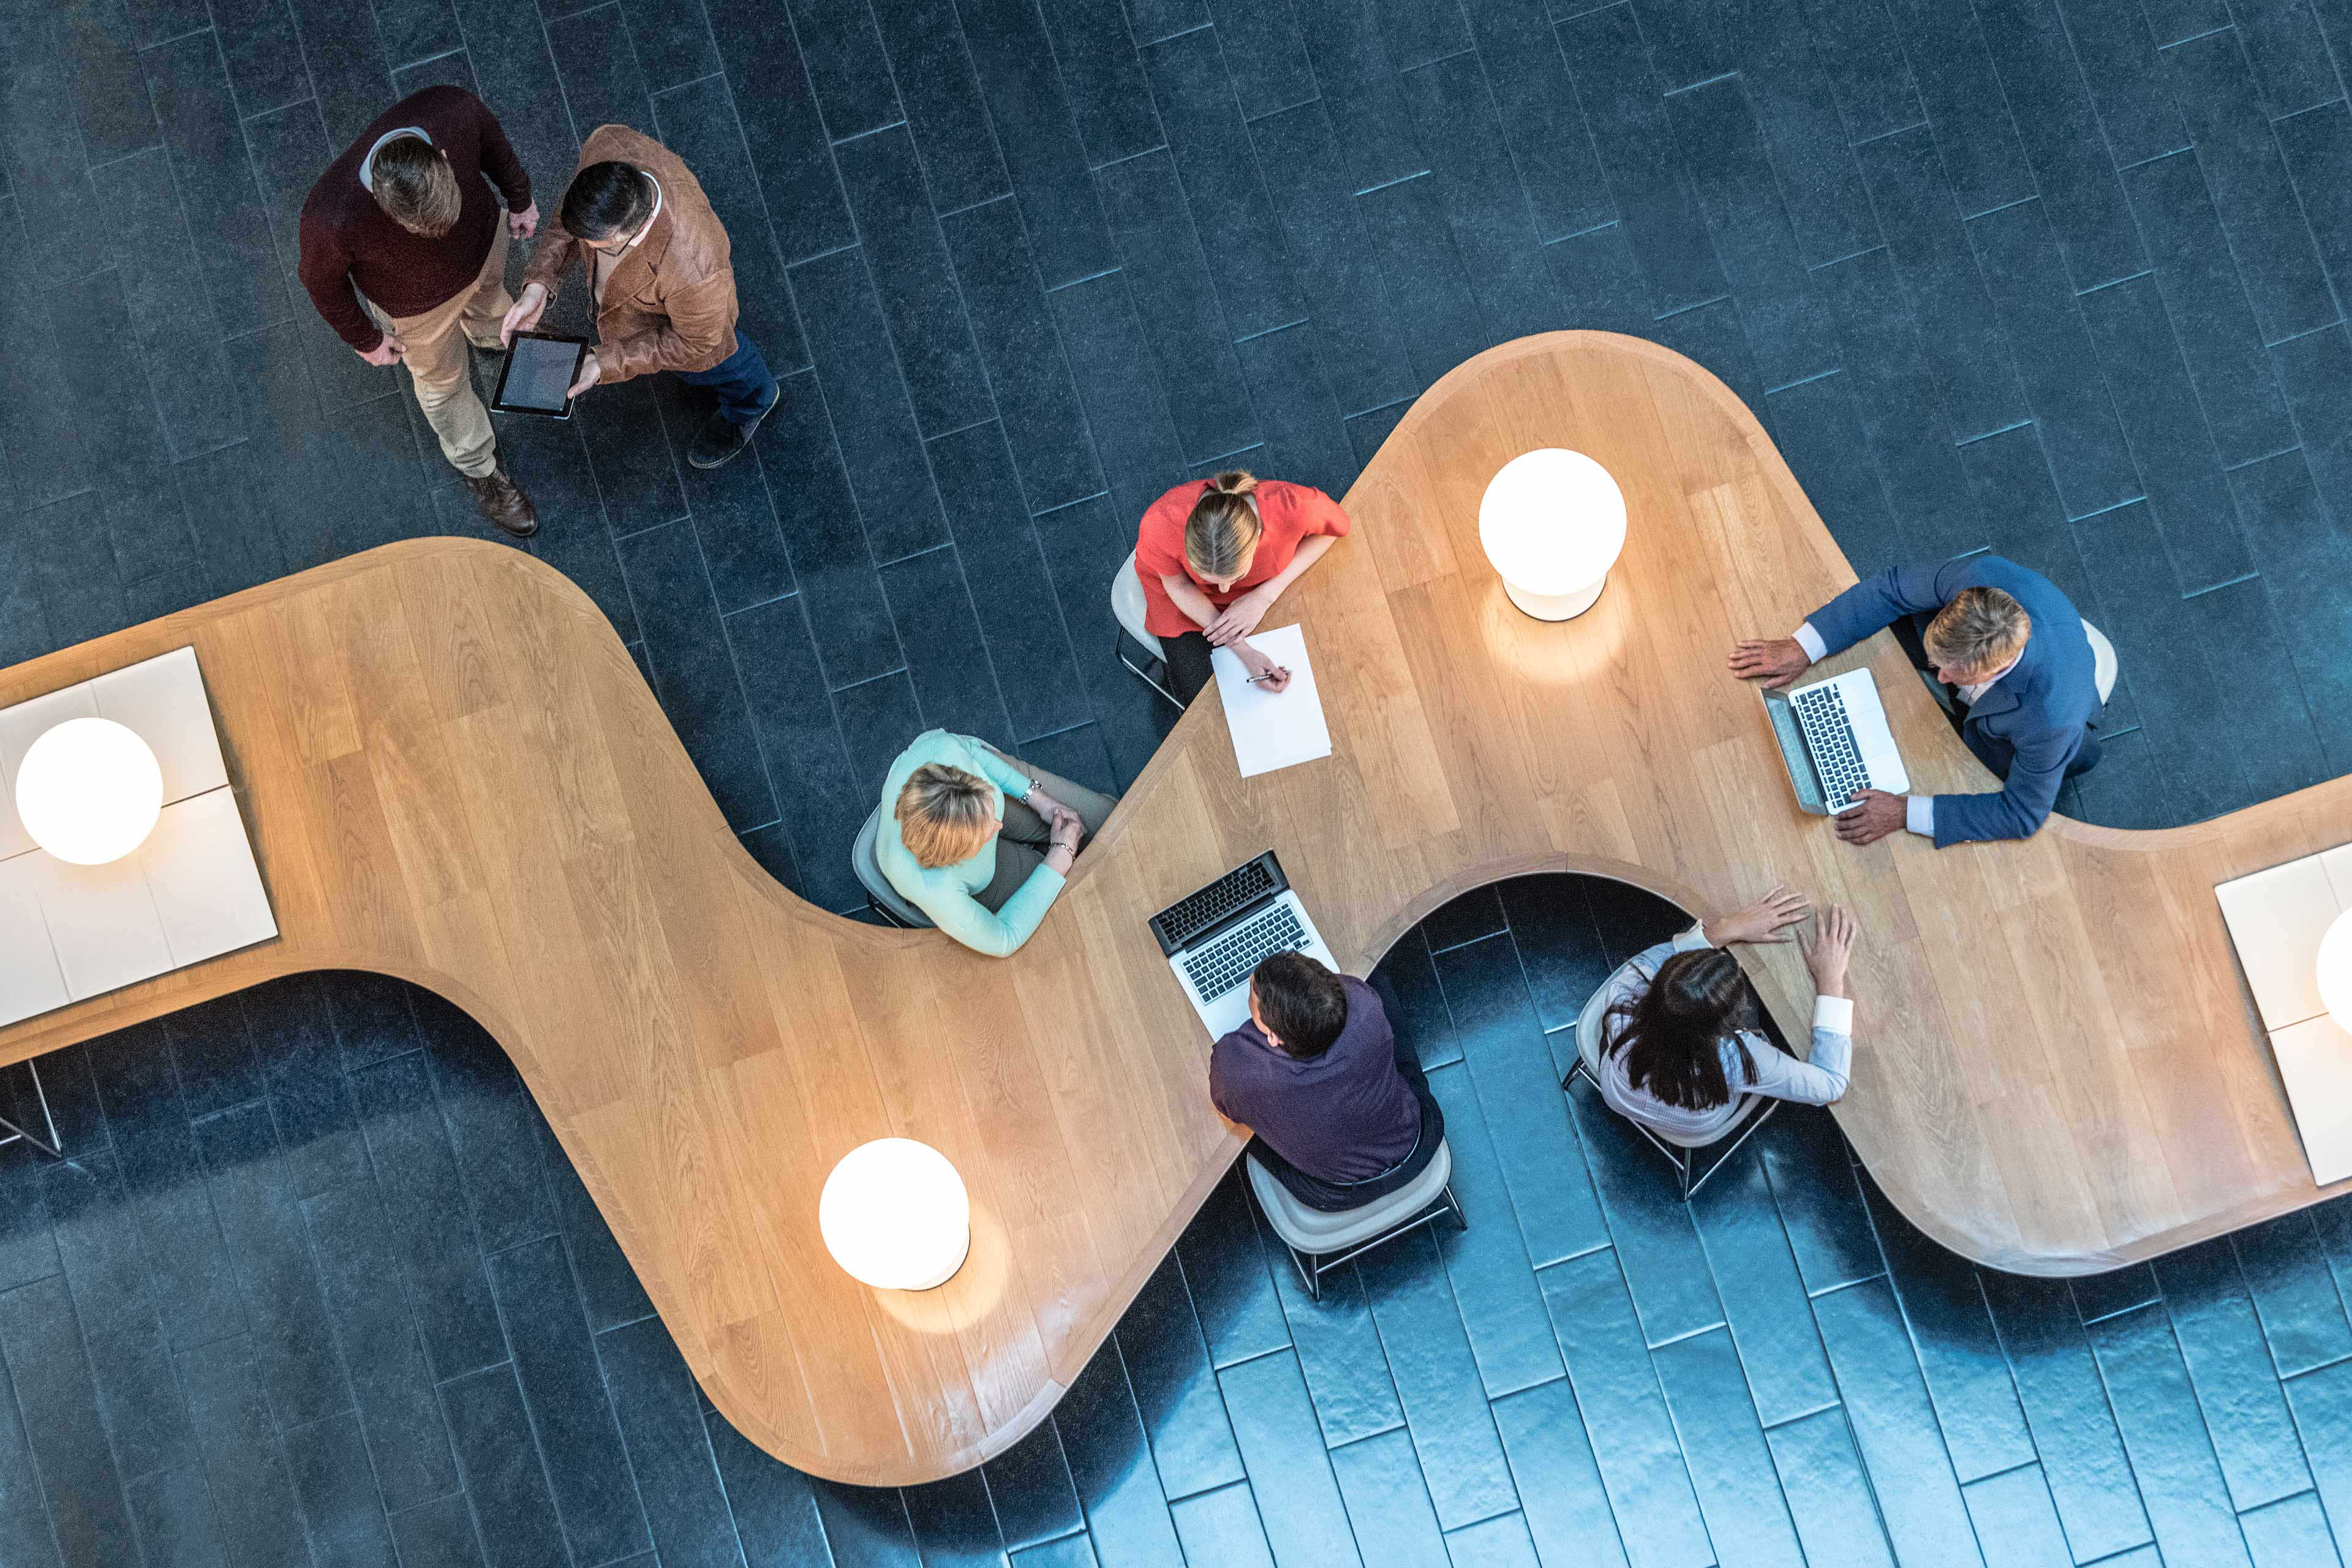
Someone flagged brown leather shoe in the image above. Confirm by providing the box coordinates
[464,465,538,537]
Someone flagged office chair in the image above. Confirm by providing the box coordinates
[1246,1133,1463,1300]
[850,805,933,930]
[1562,970,1777,1202]
[1110,551,1183,711]
[0,1061,64,1160]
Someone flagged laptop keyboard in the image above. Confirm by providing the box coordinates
[1792,683,1871,808]
[1180,903,1311,1004]
[1154,858,1280,951]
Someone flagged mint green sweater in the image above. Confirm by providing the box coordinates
[876,731,1065,957]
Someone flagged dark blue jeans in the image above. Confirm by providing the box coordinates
[676,331,776,426]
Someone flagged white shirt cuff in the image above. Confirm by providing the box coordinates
[1674,922,1714,952]
[1792,622,1827,663]
[1905,794,1935,837]
[1812,995,1854,1034]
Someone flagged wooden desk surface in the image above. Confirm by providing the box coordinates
[1,333,2337,1484]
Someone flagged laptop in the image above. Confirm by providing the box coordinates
[1149,850,1339,1038]
[1760,668,1911,815]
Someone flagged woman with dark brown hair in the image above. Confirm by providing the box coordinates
[1133,470,1352,701]
[1587,888,1859,1145]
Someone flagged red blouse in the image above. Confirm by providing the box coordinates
[1133,480,1352,639]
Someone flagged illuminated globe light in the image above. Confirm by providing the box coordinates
[1477,448,1629,621]
[15,718,164,865]
[2318,908,2352,1031]
[819,1138,971,1291]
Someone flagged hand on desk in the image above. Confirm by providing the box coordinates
[1834,789,1906,846]
[1704,882,1809,946]
[1207,587,1273,646]
[1727,636,1812,689]
[1804,905,1856,997]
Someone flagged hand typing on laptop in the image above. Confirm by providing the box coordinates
[1833,790,1906,846]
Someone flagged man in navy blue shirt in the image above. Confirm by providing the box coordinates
[1209,953,1441,1212]
[1729,555,2104,847]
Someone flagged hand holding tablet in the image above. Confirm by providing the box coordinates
[491,332,593,420]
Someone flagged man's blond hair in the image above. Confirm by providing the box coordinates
[1924,586,2031,682]
[894,764,996,869]
[370,137,462,237]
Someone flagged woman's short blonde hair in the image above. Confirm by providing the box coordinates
[369,136,462,237]
[1185,470,1263,582]
[1924,586,2032,682]
[894,763,996,868]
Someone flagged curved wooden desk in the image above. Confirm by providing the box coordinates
[0,333,2336,1483]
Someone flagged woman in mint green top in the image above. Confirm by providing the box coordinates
[877,730,1120,957]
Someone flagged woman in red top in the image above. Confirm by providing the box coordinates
[1134,470,1353,703]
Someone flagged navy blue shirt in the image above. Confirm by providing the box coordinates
[1209,978,1421,1184]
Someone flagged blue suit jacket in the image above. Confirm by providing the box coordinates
[1807,556,2100,846]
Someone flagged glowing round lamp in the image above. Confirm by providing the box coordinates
[819,1138,970,1291]
[2318,909,2352,1031]
[1478,448,1628,620]
[15,718,164,866]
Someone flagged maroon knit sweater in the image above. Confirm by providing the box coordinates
[296,86,531,352]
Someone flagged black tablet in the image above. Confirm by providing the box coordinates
[491,332,590,419]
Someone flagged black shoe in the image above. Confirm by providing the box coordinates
[687,396,772,469]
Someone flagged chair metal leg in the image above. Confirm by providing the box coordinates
[1282,1240,1321,1301]
[0,1061,64,1161]
[1114,631,1185,712]
[864,895,912,929]
[1681,1098,1779,1203]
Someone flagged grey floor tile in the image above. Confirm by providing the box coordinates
[1328,1427,1450,1568]
[1490,1374,1634,1568]
[1765,1404,1897,1568]
[1217,1352,1361,1568]
[1536,1249,1713,1568]
[1358,1227,1517,1531]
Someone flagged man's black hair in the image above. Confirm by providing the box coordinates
[1250,952,1349,1060]
[560,161,655,241]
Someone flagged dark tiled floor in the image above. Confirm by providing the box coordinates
[17,877,2352,1567]
[11,0,2352,1564]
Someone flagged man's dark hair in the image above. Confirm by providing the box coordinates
[1251,952,1348,1060]
[560,161,655,241]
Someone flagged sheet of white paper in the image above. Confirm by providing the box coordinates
[1210,623,1332,778]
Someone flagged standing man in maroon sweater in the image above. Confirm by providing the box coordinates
[298,85,540,536]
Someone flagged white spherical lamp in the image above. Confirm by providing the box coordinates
[15,717,165,865]
[2318,909,2352,1031]
[1478,448,1628,620]
[819,1138,971,1291]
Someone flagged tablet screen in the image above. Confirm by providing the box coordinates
[500,336,583,412]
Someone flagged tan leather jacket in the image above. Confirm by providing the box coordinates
[522,124,739,382]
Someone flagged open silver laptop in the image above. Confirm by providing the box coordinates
[1760,668,1910,815]
[1148,850,1338,1038]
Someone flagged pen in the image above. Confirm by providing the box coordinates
[1246,668,1289,685]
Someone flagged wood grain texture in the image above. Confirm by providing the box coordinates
[0,333,2332,1483]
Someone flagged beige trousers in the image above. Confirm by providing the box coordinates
[974,746,1121,913]
[360,220,512,480]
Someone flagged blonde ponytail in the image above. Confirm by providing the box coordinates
[1184,470,1264,582]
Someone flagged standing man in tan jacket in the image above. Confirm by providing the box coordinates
[501,124,776,470]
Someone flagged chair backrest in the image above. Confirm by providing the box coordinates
[2082,619,2118,707]
[1110,551,1163,659]
[851,805,933,929]
[1248,1134,1455,1250]
[1575,958,1629,1076]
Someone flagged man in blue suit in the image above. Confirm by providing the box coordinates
[1727,556,2103,848]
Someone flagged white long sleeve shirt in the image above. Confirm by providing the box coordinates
[1596,924,1854,1147]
